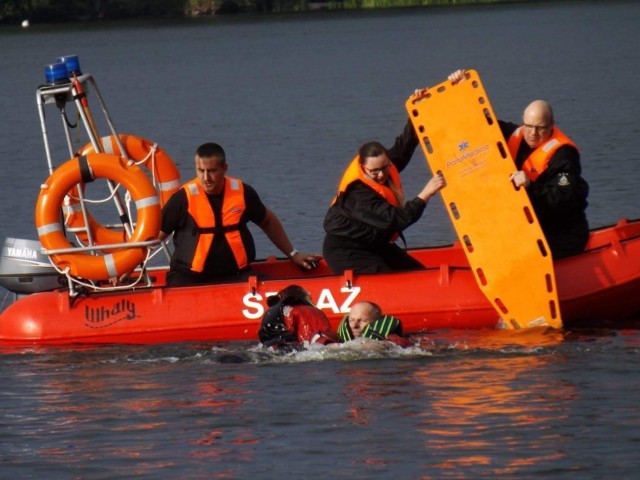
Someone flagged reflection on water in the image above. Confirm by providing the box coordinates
[322,329,571,477]
[9,350,265,475]
[411,355,574,476]
[2,328,640,478]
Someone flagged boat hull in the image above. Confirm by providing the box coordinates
[1,219,639,345]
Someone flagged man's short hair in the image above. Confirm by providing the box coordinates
[196,142,226,162]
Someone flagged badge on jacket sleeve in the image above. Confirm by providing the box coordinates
[557,173,570,187]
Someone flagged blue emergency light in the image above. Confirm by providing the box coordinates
[57,55,82,76]
[44,62,69,85]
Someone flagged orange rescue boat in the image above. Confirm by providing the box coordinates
[0,217,639,346]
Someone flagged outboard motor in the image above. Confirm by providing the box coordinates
[0,237,66,295]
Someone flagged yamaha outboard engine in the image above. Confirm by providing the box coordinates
[0,237,66,295]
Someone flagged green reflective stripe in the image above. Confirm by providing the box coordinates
[336,315,353,342]
[362,316,401,340]
[380,315,399,336]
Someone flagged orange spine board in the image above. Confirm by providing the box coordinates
[406,69,562,329]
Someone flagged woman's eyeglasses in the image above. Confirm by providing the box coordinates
[363,164,391,176]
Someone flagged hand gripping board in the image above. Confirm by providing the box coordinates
[406,70,562,329]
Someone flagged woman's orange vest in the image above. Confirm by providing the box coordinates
[330,155,404,242]
[331,155,403,207]
[183,176,248,273]
[507,126,578,181]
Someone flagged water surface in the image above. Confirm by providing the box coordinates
[1,1,640,478]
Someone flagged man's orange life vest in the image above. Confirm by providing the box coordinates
[507,126,578,181]
[183,176,248,272]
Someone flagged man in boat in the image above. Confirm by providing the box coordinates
[322,102,446,274]
[336,301,412,347]
[450,70,590,260]
[159,142,322,287]
[258,284,337,349]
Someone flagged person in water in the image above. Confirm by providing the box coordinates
[322,89,445,274]
[449,69,590,259]
[336,301,412,347]
[159,142,322,287]
[258,284,337,349]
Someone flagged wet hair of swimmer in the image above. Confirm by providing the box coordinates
[266,284,311,307]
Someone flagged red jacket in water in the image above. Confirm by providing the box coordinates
[258,297,337,348]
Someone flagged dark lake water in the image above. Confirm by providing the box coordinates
[1,1,640,478]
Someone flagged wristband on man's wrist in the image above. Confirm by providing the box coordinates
[289,249,299,258]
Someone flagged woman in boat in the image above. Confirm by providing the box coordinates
[322,117,445,275]
[258,284,337,349]
[337,301,412,348]
[449,69,590,259]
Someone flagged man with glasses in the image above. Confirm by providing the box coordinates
[449,69,590,259]
[322,115,445,275]
[500,99,590,259]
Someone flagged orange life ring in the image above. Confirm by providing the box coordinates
[63,134,180,247]
[36,153,161,281]
[80,134,181,205]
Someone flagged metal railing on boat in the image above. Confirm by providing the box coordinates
[41,239,167,296]
[35,56,173,297]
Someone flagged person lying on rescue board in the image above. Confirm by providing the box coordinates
[322,87,446,275]
[449,69,590,260]
[258,284,338,350]
[159,142,322,287]
[336,301,412,348]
